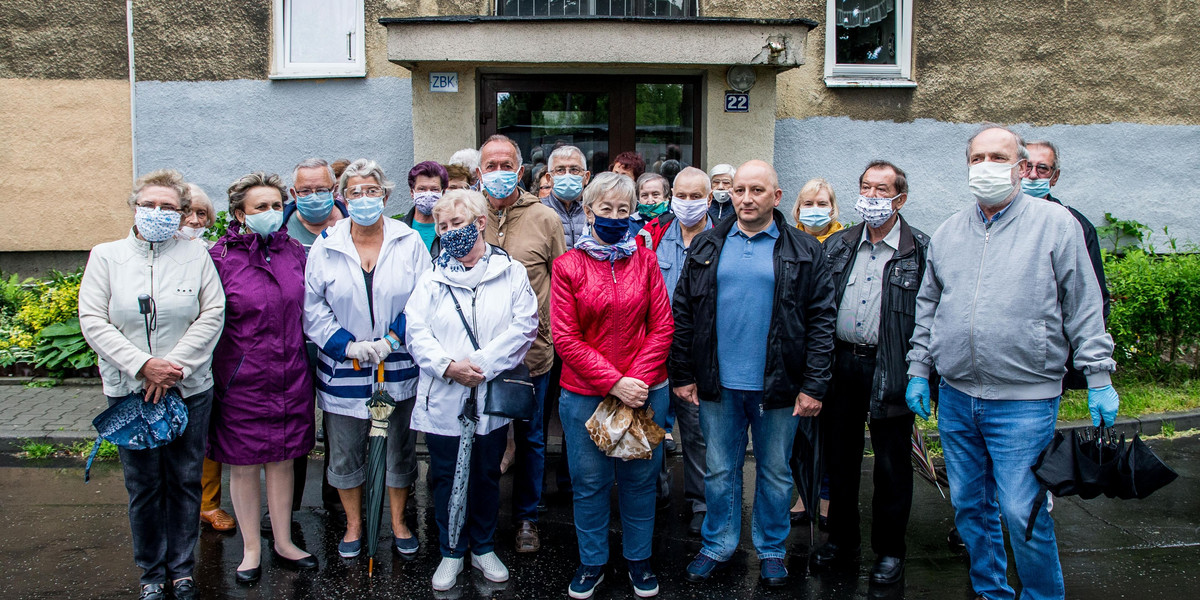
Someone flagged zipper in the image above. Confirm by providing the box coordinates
[969,222,993,393]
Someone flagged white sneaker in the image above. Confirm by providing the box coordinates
[470,551,510,583]
[432,557,464,591]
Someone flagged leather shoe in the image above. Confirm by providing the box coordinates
[200,509,236,532]
[273,548,319,571]
[869,556,904,585]
[514,520,540,553]
[688,511,706,536]
[172,578,196,600]
[235,566,261,585]
[789,510,810,526]
[810,542,859,570]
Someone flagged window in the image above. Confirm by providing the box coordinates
[271,0,365,79]
[497,0,696,17]
[824,0,914,87]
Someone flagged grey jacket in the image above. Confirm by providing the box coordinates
[906,193,1115,400]
[541,193,587,249]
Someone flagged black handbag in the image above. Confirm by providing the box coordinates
[444,285,536,421]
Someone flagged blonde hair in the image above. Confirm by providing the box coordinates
[186,184,216,227]
[128,169,191,212]
[792,178,838,224]
[432,189,488,223]
[227,172,287,216]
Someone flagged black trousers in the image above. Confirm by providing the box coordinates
[822,347,914,559]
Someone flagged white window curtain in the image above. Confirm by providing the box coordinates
[835,0,893,29]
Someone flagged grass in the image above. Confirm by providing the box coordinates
[19,439,55,459]
[1058,379,1200,421]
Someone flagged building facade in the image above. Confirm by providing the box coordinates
[3,0,1198,271]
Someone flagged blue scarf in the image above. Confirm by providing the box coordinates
[575,232,637,263]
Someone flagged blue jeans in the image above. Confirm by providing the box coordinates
[510,372,549,522]
[426,427,507,558]
[698,388,799,561]
[113,388,213,585]
[560,387,667,566]
[938,381,1064,600]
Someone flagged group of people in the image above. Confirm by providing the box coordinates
[79,125,1117,600]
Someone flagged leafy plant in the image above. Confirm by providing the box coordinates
[1104,248,1200,379]
[65,439,118,460]
[1162,421,1176,438]
[24,379,57,388]
[19,439,55,459]
[97,440,119,459]
[1096,213,1150,254]
[204,210,230,242]
[0,272,31,316]
[33,318,96,373]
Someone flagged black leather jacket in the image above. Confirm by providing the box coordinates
[669,210,837,410]
[824,216,930,419]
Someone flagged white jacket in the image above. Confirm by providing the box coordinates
[405,247,538,436]
[304,218,431,418]
[79,231,226,398]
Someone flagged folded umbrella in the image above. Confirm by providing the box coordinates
[362,363,396,576]
[85,388,188,482]
[792,416,823,550]
[447,387,480,551]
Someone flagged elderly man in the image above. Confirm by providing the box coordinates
[706,164,736,224]
[541,145,591,249]
[283,158,348,249]
[906,126,1118,600]
[671,160,836,587]
[810,160,929,585]
[479,134,567,553]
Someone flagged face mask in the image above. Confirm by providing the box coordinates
[243,209,283,237]
[590,215,630,245]
[347,196,384,226]
[295,191,335,223]
[636,201,669,220]
[712,190,732,204]
[797,206,832,228]
[135,206,182,243]
[175,226,207,241]
[413,191,441,215]
[552,173,584,201]
[855,194,897,229]
[481,170,519,200]
[441,223,480,259]
[969,161,1020,207]
[1020,177,1052,198]
[671,197,709,227]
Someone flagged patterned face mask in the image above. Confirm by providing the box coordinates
[854,194,897,228]
[135,206,182,242]
[441,223,479,258]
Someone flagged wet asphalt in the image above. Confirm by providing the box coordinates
[1,435,1198,600]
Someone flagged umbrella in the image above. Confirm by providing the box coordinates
[447,387,480,551]
[363,363,396,576]
[910,423,946,498]
[792,416,823,551]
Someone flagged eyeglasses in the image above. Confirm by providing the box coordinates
[136,203,181,214]
[1025,162,1056,178]
[551,166,585,176]
[538,185,553,191]
[344,185,385,200]
[294,187,332,196]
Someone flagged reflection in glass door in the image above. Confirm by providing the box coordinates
[495,90,611,177]
[636,83,695,176]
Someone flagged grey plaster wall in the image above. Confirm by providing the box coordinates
[775,117,1200,246]
[135,77,416,216]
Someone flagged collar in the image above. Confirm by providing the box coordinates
[663,215,711,245]
[548,192,582,214]
[976,192,1025,225]
[859,218,902,251]
[126,228,179,256]
[320,215,414,255]
[728,219,779,240]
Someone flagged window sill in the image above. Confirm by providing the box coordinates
[269,70,367,80]
[824,77,917,88]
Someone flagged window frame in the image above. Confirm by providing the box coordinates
[270,0,367,80]
[494,0,698,18]
[823,0,915,88]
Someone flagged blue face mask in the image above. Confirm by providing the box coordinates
[590,215,630,245]
[797,206,832,228]
[481,170,519,200]
[242,209,283,237]
[441,223,480,259]
[1021,177,1052,198]
[347,197,384,226]
[552,173,584,201]
[295,191,335,222]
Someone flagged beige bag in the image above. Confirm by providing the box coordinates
[585,395,665,460]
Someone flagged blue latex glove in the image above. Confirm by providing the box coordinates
[906,377,932,420]
[1088,384,1120,427]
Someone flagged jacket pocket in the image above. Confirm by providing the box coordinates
[888,263,919,316]
[224,354,247,391]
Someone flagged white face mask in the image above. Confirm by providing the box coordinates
[968,161,1020,207]
[671,197,709,227]
[175,226,207,241]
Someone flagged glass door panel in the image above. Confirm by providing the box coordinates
[635,82,695,175]
[495,90,611,176]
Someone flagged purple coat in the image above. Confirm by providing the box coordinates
[206,224,315,465]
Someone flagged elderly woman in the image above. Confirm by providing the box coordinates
[401,160,448,254]
[177,184,216,245]
[304,159,431,560]
[550,172,674,599]
[445,163,474,192]
[609,151,646,181]
[405,189,538,591]
[793,178,843,243]
[207,173,317,583]
[707,164,736,224]
[79,169,226,600]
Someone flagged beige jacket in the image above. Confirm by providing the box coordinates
[79,230,226,398]
[484,191,566,376]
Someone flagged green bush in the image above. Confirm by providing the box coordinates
[203,210,230,242]
[33,318,96,373]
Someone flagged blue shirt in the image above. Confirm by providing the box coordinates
[655,216,712,303]
[410,219,437,251]
[716,220,779,391]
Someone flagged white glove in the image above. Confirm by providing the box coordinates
[345,340,382,365]
[370,338,394,363]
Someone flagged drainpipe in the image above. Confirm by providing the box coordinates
[126,1,137,180]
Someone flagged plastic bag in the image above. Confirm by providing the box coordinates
[585,395,665,460]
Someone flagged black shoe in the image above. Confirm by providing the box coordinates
[261,512,272,536]
[235,567,261,585]
[789,510,810,526]
[810,543,859,571]
[688,511,705,536]
[172,578,197,600]
[273,548,319,571]
[817,514,829,531]
[869,556,904,585]
[139,583,166,600]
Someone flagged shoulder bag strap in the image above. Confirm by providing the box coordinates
[442,283,480,351]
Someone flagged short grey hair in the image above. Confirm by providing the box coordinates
[129,169,192,213]
[186,183,216,227]
[673,167,711,195]
[636,172,669,197]
[227,172,286,216]
[337,159,395,198]
[966,124,1029,162]
[583,171,636,213]
[709,163,736,179]
[548,145,588,172]
[448,148,481,173]
[1025,139,1061,170]
[291,158,336,189]
[479,134,524,168]
[432,189,488,223]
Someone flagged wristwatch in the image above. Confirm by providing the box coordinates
[385,333,401,351]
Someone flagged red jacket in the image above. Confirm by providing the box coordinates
[551,246,675,397]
